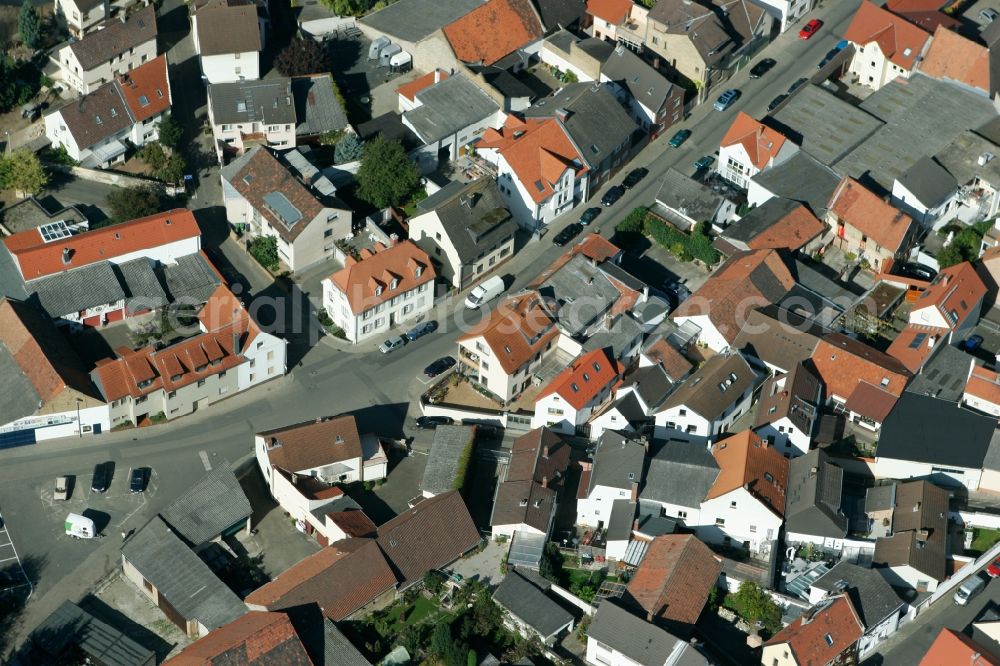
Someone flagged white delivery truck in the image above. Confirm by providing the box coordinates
[464,276,505,310]
[65,513,96,539]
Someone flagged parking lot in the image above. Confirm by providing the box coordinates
[40,466,159,539]
[0,514,30,597]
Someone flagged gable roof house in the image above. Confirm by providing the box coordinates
[753,361,822,457]
[733,305,826,374]
[964,363,1000,418]
[442,0,545,69]
[491,427,571,539]
[592,362,675,437]
[45,54,172,167]
[207,78,296,161]
[869,480,950,592]
[585,0,648,47]
[672,248,796,352]
[889,155,960,229]
[600,43,685,133]
[531,347,625,434]
[164,610,315,665]
[160,466,253,549]
[639,437,719,529]
[716,197,826,259]
[623,533,723,636]
[586,599,711,666]
[221,146,352,272]
[55,4,158,95]
[784,449,849,551]
[409,178,517,289]
[827,176,918,273]
[920,627,1000,666]
[493,569,575,645]
[54,0,109,39]
[918,25,1000,99]
[762,594,865,666]
[748,151,843,218]
[576,431,645,527]
[651,168,732,233]
[717,112,799,189]
[191,0,263,84]
[843,1,931,92]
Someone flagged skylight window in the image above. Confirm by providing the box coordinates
[582,373,590,382]
[571,383,580,392]
[139,95,149,107]
[95,115,102,124]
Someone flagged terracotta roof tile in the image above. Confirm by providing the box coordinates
[884,0,960,32]
[885,324,946,373]
[328,509,377,538]
[920,25,991,94]
[720,112,790,171]
[765,595,864,666]
[707,430,788,516]
[458,291,559,374]
[920,628,1000,666]
[258,415,363,472]
[843,380,901,423]
[624,534,722,627]
[965,364,1000,406]
[586,0,632,24]
[828,177,914,253]
[643,339,693,380]
[577,233,621,262]
[396,69,448,102]
[443,0,544,66]
[194,0,261,56]
[5,208,199,281]
[507,427,571,484]
[536,348,624,410]
[912,261,986,330]
[327,241,434,315]
[811,333,911,402]
[165,611,312,665]
[844,1,930,70]
[117,55,172,123]
[746,203,825,252]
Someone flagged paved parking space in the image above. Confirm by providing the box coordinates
[0,515,31,597]
[40,466,160,535]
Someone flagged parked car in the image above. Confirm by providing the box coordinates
[954,574,987,605]
[982,8,999,23]
[405,320,438,341]
[663,281,691,308]
[818,41,849,69]
[621,167,649,189]
[767,94,788,113]
[54,476,69,501]
[378,336,406,354]
[788,77,809,94]
[130,467,148,493]
[424,356,456,378]
[963,335,985,352]
[669,129,692,148]
[91,462,112,493]
[580,207,601,226]
[713,89,740,111]
[552,223,583,246]
[694,155,715,171]
[464,275,506,310]
[987,557,1000,577]
[799,18,822,39]
[415,416,454,429]
[895,262,937,281]
[602,186,625,207]
[748,58,776,79]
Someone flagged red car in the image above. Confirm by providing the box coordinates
[799,18,822,39]
[988,558,1000,577]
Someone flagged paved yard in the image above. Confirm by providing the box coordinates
[444,538,506,588]
[620,238,711,295]
[91,574,190,661]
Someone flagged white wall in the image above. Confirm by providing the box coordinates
[671,314,729,352]
[752,0,813,32]
[696,488,782,553]
[201,51,261,84]
[755,415,811,457]
[577,484,633,527]
[58,39,158,94]
[653,408,710,439]
[874,456,982,490]
[324,278,433,343]
[239,332,287,390]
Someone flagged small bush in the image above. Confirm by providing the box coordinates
[250,236,279,271]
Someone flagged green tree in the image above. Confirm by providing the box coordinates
[938,221,991,268]
[319,0,369,16]
[334,132,364,163]
[105,185,161,225]
[139,142,187,182]
[356,136,420,209]
[538,542,564,584]
[274,36,332,77]
[250,235,280,271]
[18,0,42,49]
[724,581,783,637]
[0,149,48,195]
[156,114,184,149]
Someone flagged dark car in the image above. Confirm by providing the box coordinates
[669,129,692,148]
[424,356,456,378]
[895,262,937,281]
[580,207,601,226]
[622,168,649,189]
[602,186,625,207]
[748,58,776,79]
[767,94,788,113]
[129,467,148,493]
[405,320,438,341]
[788,77,809,95]
[91,462,112,493]
[415,416,454,429]
[963,335,985,352]
[552,223,583,246]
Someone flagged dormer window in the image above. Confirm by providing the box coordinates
[415,266,423,277]
[390,278,399,290]
[375,285,383,296]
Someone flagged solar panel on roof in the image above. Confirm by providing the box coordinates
[263,191,303,228]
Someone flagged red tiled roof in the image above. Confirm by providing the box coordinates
[919,26,991,93]
[625,534,722,627]
[586,0,632,24]
[965,364,1000,407]
[5,208,200,281]
[810,333,911,402]
[829,177,914,253]
[884,0,960,32]
[707,431,788,516]
[577,233,621,262]
[843,1,930,70]
[258,415,363,473]
[746,203,825,253]
[117,54,172,123]
[396,69,448,102]
[920,628,1000,666]
[479,116,586,204]
[885,324,946,373]
[245,539,397,620]
[328,509,377,538]
[912,261,986,331]
[458,291,559,374]
[536,348,624,410]
[843,380,901,423]
[443,0,543,66]
[720,112,791,171]
[507,427,571,485]
[328,241,434,315]
[644,339,693,380]
[165,611,311,665]
[766,595,864,666]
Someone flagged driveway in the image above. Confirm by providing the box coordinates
[445,538,506,588]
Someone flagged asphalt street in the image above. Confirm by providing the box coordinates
[0,0,864,653]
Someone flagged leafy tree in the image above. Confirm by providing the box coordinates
[538,542,564,584]
[18,0,42,49]
[105,185,160,225]
[250,235,280,271]
[319,0,370,16]
[356,136,420,209]
[274,37,332,77]
[139,142,187,183]
[156,114,184,149]
[334,132,364,163]
[0,55,38,112]
[422,570,445,595]
[724,581,782,637]
[0,149,48,195]
[938,221,991,268]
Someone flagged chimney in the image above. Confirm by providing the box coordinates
[434,69,443,83]
[980,152,994,166]
[542,444,550,459]
[633,518,639,531]
[232,331,241,355]
[915,529,929,542]
[927,335,936,349]
[291,472,299,484]
[61,247,72,265]
[555,108,571,122]
[630,481,638,502]
[541,475,548,488]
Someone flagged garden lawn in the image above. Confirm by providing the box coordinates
[383,595,441,633]
[972,527,1000,553]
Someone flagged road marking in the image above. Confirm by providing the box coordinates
[0,556,16,564]
[199,451,212,471]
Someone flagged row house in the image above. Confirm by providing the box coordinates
[531,347,625,434]
[717,112,798,189]
[843,1,931,92]
[576,431,645,528]
[192,0,263,84]
[827,178,918,274]
[208,79,295,160]
[783,449,849,552]
[601,43,685,135]
[490,428,570,541]
[753,361,822,457]
[54,0,109,38]
[869,480,949,593]
[322,241,435,344]
[763,594,865,666]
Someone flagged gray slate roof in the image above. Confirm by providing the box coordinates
[935,129,1000,188]
[404,75,500,144]
[607,498,636,541]
[608,391,647,423]
[209,78,296,126]
[865,484,896,513]
[162,252,223,304]
[905,345,974,402]
[589,431,645,492]
[581,313,645,359]
[587,600,708,666]
[654,168,725,226]
[493,570,574,638]
[784,449,848,539]
[160,466,252,547]
[661,352,759,421]
[896,157,957,208]
[28,261,126,318]
[421,425,475,495]
[68,5,157,71]
[723,197,805,245]
[619,364,674,412]
[324,620,372,666]
[292,74,350,138]
[122,516,246,631]
[117,257,168,313]
[417,179,516,263]
[640,438,719,509]
[811,562,902,630]
[749,151,842,216]
[0,340,42,426]
[601,44,676,113]
[536,253,622,336]
[877,393,996,469]
[467,65,537,100]
[29,600,156,666]
[359,0,482,42]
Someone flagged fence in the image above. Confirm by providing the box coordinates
[48,164,161,190]
[953,510,1000,530]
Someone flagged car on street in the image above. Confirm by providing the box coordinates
[767,94,788,113]
[622,167,649,189]
[602,185,625,206]
[799,18,822,39]
[694,155,714,171]
[988,557,1000,577]
[748,58,776,79]
[405,320,438,341]
[415,415,454,429]
[552,223,584,246]
[130,467,148,493]
[424,356,456,378]
[819,41,849,68]
[54,476,69,501]
[669,129,691,147]
[713,89,740,111]
[580,207,601,226]
[963,335,985,352]
[91,462,112,493]
[788,77,809,94]
[378,336,406,354]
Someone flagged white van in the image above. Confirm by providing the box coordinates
[464,276,505,310]
[65,513,96,539]
[954,575,986,605]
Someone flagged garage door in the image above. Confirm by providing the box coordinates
[0,428,37,449]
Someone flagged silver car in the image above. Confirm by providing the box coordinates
[378,335,406,354]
